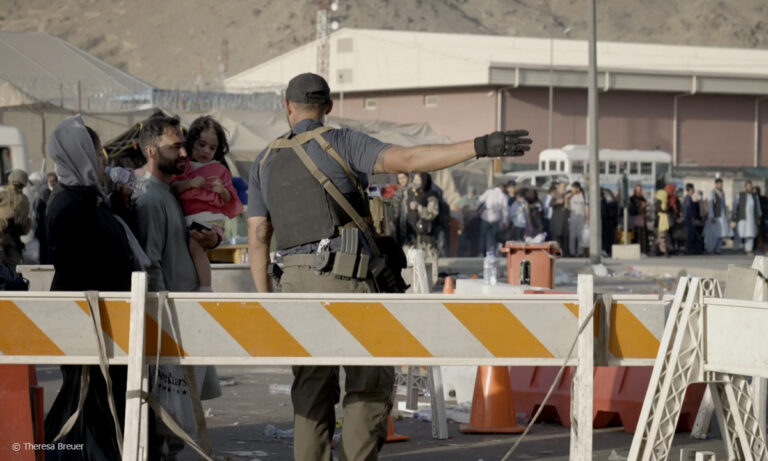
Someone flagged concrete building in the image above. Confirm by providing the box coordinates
[225,28,768,169]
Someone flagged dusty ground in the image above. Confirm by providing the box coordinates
[1,0,767,90]
[36,364,728,461]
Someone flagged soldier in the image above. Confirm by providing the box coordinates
[247,72,531,461]
[0,169,32,269]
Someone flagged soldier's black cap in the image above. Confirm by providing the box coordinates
[286,73,331,104]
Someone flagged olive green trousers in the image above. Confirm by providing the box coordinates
[280,265,394,461]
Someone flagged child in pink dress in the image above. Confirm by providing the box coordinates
[172,116,243,291]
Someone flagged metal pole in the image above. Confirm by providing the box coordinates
[549,38,553,149]
[587,0,601,263]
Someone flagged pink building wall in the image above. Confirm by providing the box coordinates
[337,86,768,168]
[336,88,496,142]
[678,95,755,167]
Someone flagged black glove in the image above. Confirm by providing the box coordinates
[474,130,532,158]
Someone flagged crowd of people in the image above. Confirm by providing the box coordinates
[379,175,767,259]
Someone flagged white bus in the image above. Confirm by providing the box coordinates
[0,125,29,186]
[537,144,672,195]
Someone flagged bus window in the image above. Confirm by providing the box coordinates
[558,161,565,171]
[619,162,630,173]
[640,162,653,175]
[548,161,557,171]
[540,161,546,171]
[608,162,618,174]
[0,147,11,185]
[629,162,639,174]
[656,162,669,180]
[573,160,584,174]
[599,162,606,174]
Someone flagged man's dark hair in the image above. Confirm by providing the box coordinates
[139,115,181,153]
[185,116,230,161]
[291,101,331,117]
[685,183,694,192]
[745,180,753,187]
[506,180,516,188]
[715,178,723,184]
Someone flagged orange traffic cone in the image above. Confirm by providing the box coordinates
[443,276,456,294]
[385,413,410,443]
[460,366,525,434]
[0,365,43,460]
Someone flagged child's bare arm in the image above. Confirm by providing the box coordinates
[172,176,206,194]
[208,176,232,202]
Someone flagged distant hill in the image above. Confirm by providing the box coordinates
[1,0,766,90]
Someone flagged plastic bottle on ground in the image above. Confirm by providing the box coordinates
[483,251,497,285]
[264,423,294,439]
[268,383,291,395]
[412,410,432,422]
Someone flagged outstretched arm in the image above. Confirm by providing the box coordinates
[373,130,531,174]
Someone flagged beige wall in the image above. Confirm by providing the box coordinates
[337,88,497,142]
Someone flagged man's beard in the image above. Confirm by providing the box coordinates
[157,154,185,175]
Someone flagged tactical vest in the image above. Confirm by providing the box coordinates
[737,192,757,221]
[260,126,371,250]
[712,191,723,218]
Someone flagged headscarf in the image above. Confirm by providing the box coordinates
[664,184,678,214]
[49,115,150,269]
[48,115,106,202]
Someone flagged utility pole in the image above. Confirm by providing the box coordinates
[316,0,330,79]
[587,0,602,263]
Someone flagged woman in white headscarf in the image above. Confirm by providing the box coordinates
[43,115,139,460]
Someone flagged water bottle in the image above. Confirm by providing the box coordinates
[268,383,291,395]
[483,252,497,285]
[264,423,294,439]
[413,410,432,422]
[106,166,135,189]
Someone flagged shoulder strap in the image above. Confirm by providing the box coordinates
[287,135,381,257]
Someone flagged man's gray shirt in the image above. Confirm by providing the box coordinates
[135,174,199,292]
[248,119,390,219]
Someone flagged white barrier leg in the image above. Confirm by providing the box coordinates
[407,247,449,440]
[569,274,593,460]
[750,256,768,440]
[691,386,715,439]
[123,272,148,461]
[427,367,449,440]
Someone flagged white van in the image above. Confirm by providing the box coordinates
[0,125,29,186]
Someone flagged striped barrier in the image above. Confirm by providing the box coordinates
[0,272,603,460]
[0,291,593,367]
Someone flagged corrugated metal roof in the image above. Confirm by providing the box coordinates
[225,28,768,95]
[0,31,153,105]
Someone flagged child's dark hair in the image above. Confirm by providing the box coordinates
[185,116,229,161]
